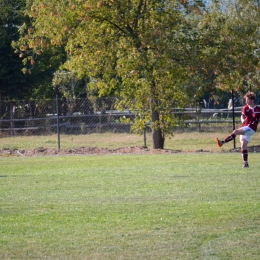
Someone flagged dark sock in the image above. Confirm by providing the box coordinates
[241,150,248,162]
[224,133,236,143]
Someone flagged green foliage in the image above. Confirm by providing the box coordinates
[15,0,209,148]
[0,0,29,99]
[0,0,65,99]
[12,0,260,146]
[199,0,260,94]
[52,70,83,99]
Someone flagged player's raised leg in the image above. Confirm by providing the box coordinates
[215,133,236,147]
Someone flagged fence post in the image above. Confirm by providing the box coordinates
[10,102,15,136]
[143,126,147,147]
[231,89,236,149]
[56,94,60,150]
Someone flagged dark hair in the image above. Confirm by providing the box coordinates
[244,92,256,101]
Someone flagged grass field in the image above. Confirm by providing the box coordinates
[2,130,260,152]
[1,153,260,259]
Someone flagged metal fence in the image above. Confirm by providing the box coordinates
[0,98,132,136]
[1,98,258,152]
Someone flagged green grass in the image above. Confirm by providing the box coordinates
[2,131,260,152]
[0,133,145,150]
[1,153,260,259]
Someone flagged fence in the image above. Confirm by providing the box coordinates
[1,98,259,153]
[0,97,132,134]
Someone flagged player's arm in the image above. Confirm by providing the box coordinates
[241,114,246,123]
[240,111,246,124]
[241,106,247,123]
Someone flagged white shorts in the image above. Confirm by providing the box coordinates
[240,126,255,143]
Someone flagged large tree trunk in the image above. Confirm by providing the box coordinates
[151,110,165,149]
[149,78,165,149]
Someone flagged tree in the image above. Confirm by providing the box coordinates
[52,70,81,100]
[198,0,260,98]
[16,0,207,148]
[52,70,88,114]
[0,0,29,99]
[0,0,67,100]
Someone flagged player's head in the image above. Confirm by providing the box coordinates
[244,92,256,101]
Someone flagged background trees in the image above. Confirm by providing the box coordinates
[15,0,209,148]
[0,0,28,99]
[198,0,260,98]
[7,0,260,148]
[0,0,68,100]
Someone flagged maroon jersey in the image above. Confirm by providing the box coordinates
[241,105,260,132]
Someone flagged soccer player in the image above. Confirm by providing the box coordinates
[215,92,260,167]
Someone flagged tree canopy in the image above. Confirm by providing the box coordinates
[16,0,209,148]
[0,0,68,99]
[11,0,260,148]
[199,0,260,95]
[0,0,28,99]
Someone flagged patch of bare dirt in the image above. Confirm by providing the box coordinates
[225,145,260,153]
[1,145,260,157]
[0,146,175,157]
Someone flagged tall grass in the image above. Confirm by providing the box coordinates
[1,131,260,152]
[1,153,260,259]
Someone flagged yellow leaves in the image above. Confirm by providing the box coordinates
[39,38,46,47]
[27,27,34,34]
[179,0,189,5]
[51,39,57,45]
[20,45,28,51]
[40,3,47,9]
[97,1,103,8]
[84,1,90,9]
[190,6,202,15]
[63,25,70,32]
